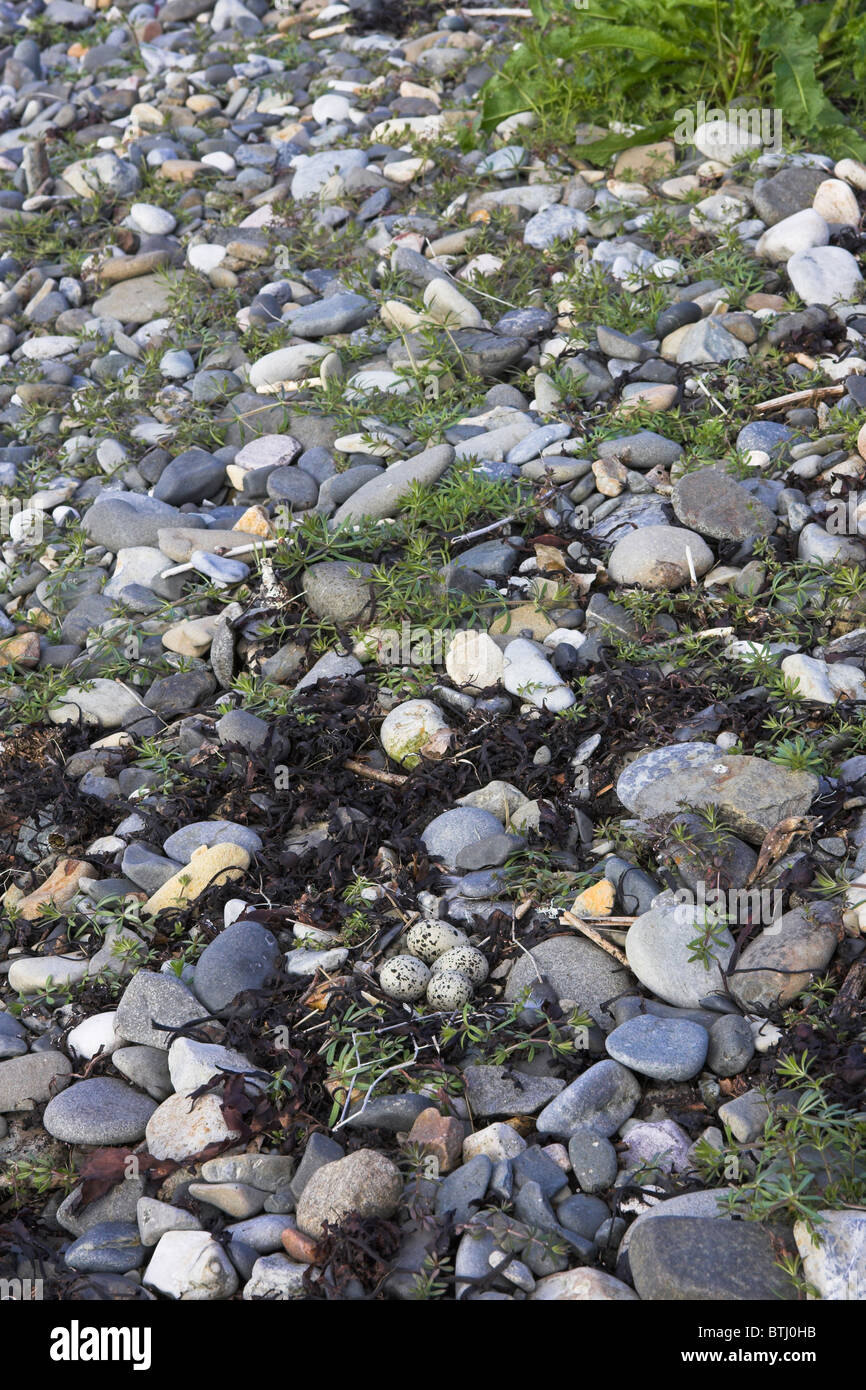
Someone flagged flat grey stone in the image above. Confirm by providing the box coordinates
[625,894,735,1009]
[505,936,634,1031]
[728,904,840,1010]
[568,1127,618,1194]
[286,292,374,338]
[535,1060,640,1139]
[462,1065,565,1117]
[435,1155,492,1223]
[672,467,775,541]
[707,1014,755,1076]
[111,1045,172,1101]
[43,1077,157,1145]
[0,1051,71,1112]
[331,444,454,525]
[162,821,263,861]
[422,807,504,870]
[115,971,205,1050]
[617,748,818,843]
[605,1015,709,1081]
[193,920,281,1013]
[628,1216,797,1300]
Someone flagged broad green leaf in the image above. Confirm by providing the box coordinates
[575,117,677,163]
[528,0,551,24]
[480,82,535,132]
[576,23,688,61]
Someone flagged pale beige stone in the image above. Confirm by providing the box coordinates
[162,617,219,658]
[146,1093,243,1162]
[143,843,250,917]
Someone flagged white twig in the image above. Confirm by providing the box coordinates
[451,515,517,546]
[332,1041,420,1130]
[159,536,282,579]
[685,545,698,586]
[691,375,730,416]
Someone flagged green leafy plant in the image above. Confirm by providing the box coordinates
[716,1056,866,1237]
[768,735,829,774]
[481,0,866,159]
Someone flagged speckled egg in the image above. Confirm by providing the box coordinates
[426,970,474,1009]
[431,946,489,985]
[379,955,431,1002]
[405,920,469,964]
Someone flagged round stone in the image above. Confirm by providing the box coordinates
[380,699,451,769]
[607,525,714,589]
[671,467,775,541]
[605,1014,709,1081]
[295,1149,402,1238]
[505,936,634,1031]
[707,1013,756,1076]
[192,920,281,1013]
[421,807,504,869]
[43,1078,157,1145]
[302,560,373,624]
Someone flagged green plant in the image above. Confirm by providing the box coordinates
[768,735,829,774]
[4,1158,78,1204]
[711,1055,866,1238]
[481,0,866,159]
[687,906,734,966]
[406,1252,453,1300]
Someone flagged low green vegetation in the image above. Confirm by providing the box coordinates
[481,0,866,159]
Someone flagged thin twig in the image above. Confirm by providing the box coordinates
[343,758,407,787]
[159,536,283,579]
[451,515,517,546]
[332,1042,420,1130]
[754,384,844,413]
[560,910,630,967]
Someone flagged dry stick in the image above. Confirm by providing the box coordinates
[160,536,283,579]
[451,515,518,546]
[343,758,407,787]
[665,625,734,646]
[560,910,631,967]
[754,384,844,413]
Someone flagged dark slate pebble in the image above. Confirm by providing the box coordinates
[266,465,319,508]
[144,669,216,718]
[556,1192,609,1240]
[707,1013,755,1076]
[64,1222,145,1274]
[568,1126,618,1194]
[290,1132,344,1199]
[627,1216,797,1300]
[494,307,554,339]
[153,449,226,505]
[656,301,702,338]
[455,832,524,871]
[435,1155,492,1224]
[511,1146,569,1200]
[216,708,271,752]
[192,920,281,1014]
[115,971,204,1050]
[344,1093,432,1132]
[514,1180,594,1262]
[736,421,793,458]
